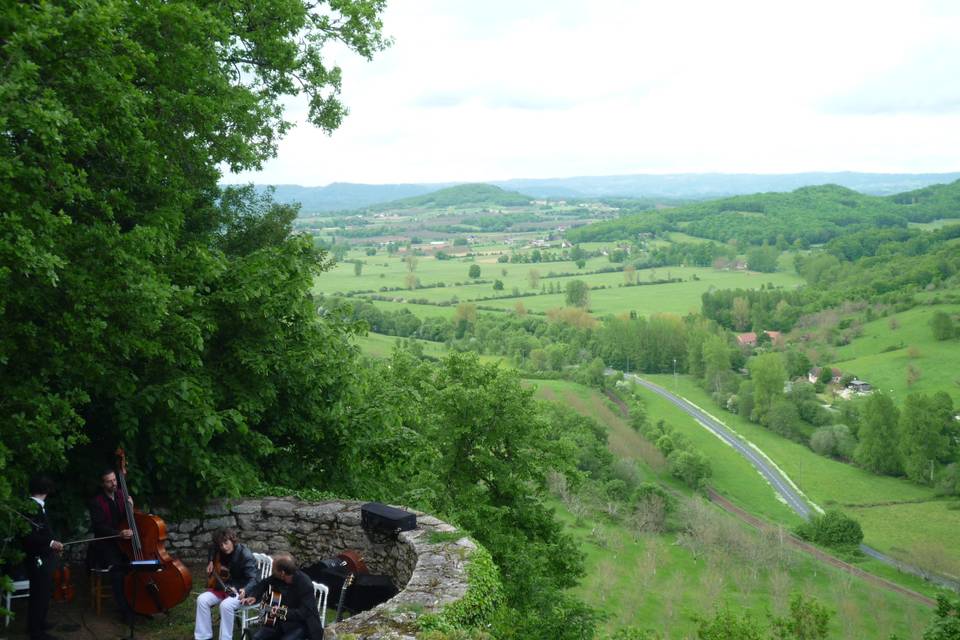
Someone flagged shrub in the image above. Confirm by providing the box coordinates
[795,510,863,549]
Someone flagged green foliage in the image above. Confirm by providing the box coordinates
[748,353,787,425]
[0,0,389,524]
[696,594,832,640]
[746,244,781,273]
[418,545,503,633]
[900,392,955,484]
[667,449,712,488]
[565,279,591,308]
[921,595,960,640]
[337,352,597,639]
[770,593,832,640]
[855,394,903,475]
[931,311,956,341]
[809,424,856,460]
[468,264,481,279]
[696,607,767,640]
[794,509,863,549]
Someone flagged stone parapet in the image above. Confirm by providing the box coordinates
[164,498,475,638]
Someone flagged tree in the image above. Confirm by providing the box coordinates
[930,311,955,341]
[767,400,801,439]
[623,264,637,285]
[353,260,364,276]
[702,335,732,394]
[770,593,832,640]
[921,595,960,640]
[746,244,780,273]
[528,268,541,289]
[732,296,752,331]
[575,259,586,269]
[795,510,863,549]
[0,0,388,516]
[493,279,504,291]
[405,254,419,272]
[748,353,787,425]
[900,393,951,484]
[565,280,591,308]
[854,393,902,475]
[468,264,481,279]
[696,607,766,640]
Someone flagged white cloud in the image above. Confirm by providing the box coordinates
[223,0,960,185]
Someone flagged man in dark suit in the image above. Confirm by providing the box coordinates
[87,468,135,622]
[242,554,323,640]
[22,474,64,640]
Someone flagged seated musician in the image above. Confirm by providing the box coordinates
[242,554,323,640]
[87,468,135,623]
[195,528,259,640]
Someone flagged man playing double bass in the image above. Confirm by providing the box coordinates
[194,528,259,640]
[87,468,136,623]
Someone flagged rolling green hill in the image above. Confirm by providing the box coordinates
[368,183,533,210]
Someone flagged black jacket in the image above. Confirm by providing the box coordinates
[248,570,323,640]
[87,489,127,569]
[22,500,56,567]
[207,542,259,593]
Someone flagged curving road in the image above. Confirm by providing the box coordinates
[627,374,959,592]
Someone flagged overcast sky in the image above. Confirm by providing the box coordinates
[222,0,960,186]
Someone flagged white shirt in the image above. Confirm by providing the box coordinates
[30,495,56,548]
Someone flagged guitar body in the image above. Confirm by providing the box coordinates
[261,589,288,627]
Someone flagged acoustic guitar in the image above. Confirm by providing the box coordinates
[260,588,289,627]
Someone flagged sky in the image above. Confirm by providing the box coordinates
[222,0,960,186]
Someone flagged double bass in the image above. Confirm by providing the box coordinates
[115,448,193,614]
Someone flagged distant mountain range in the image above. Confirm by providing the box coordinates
[250,172,960,214]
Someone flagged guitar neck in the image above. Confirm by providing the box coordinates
[335,573,354,622]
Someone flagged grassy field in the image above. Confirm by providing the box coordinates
[314,248,804,320]
[829,303,960,403]
[557,502,932,639]
[530,379,934,639]
[642,374,960,574]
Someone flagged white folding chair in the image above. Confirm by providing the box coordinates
[312,581,329,628]
[3,579,30,627]
[237,552,273,638]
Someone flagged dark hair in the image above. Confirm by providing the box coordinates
[273,554,297,575]
[100,468,116,479]
[29,475,54,496]
[212,528,239,547]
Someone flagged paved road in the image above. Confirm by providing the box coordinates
[627,374,960,591]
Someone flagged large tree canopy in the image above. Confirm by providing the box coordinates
[0,0,387,515]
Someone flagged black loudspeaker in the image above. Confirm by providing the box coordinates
[361,502,417,535]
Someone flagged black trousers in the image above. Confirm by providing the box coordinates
[26,556,54,639]
[252,622,309,640]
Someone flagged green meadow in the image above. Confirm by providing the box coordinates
[315,247,803,321]
[829,303,960,403]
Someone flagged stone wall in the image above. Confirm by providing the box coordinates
[165,497,475,639]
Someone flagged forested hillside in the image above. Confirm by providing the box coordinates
[567,182,960,246]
